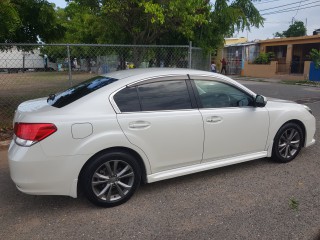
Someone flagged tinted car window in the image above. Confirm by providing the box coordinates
[114,87,140,112]
[138,80,192,111]
[194,80,254,108]
[48,76,118,108]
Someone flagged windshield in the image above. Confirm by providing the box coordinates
[48,76,118,108]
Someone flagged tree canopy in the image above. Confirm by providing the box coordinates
[1,0,264,53]
[274,21,307,38]
[0,0,21,43]
[0,0,64,43]
[60,0,264,50]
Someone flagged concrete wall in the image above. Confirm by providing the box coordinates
[242,61,311,81]
[242,61,277,78]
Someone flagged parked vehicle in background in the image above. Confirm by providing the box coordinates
[8,68,316,207]
[0,47,57,73]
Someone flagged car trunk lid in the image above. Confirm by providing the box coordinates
[14,98,55,123]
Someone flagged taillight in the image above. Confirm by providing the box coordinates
[14,123,57,147]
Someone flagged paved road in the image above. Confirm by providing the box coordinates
[1,81,320,240]
[239,80,320,102]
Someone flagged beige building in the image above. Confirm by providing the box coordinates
[213,37,248,72]
[242,35,320,80]
[225,37,248,46]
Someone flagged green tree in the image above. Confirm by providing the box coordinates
[274,21,306,38]
[59,0,263,67]
[55,2,103,44]
[0,0,21,43]
[0,0,65,43]
[63,0,263,49]
[309,49,320,69]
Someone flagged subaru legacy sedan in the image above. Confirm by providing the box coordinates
[8,68,316,207]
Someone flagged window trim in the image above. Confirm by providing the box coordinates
[190,79,255,109]
[188,74,256,98]
[109,86,125,113]
[128,75,188,87]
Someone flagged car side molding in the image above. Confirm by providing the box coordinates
[147,151,268,183]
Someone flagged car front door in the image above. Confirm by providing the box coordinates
[191,78,269,162]
[113,77,204,173]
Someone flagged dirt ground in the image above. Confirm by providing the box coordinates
[0,128,12,142]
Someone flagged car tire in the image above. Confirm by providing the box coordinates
[81,151,141,207]
[272,122,303,163]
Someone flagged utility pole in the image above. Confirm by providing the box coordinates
[305,18,308,35]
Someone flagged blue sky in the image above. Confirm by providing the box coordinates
[51,0,66,8]
[49,0,319,41]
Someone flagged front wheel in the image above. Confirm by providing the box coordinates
[272,123,303,163]
[81,151,141,207]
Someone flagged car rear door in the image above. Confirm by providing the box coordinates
[190,77,269,162]
[113,76,204,173]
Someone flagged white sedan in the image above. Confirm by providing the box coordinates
[8,68,316,207]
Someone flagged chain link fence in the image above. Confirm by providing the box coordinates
[0,43,210,127]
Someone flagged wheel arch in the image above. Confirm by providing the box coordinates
[269,119,306,162]
[280,119,306,145]
[267,118,307,157]
[78,146,148,194]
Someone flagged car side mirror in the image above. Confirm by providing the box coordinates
[255,95,267,107]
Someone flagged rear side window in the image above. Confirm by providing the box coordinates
[138,81,192,111]
[48,76,118,108]
[113,87,140,112]
[114,80,192,112]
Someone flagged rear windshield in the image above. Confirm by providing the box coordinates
[48,76,118,108]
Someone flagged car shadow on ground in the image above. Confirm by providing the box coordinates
[0,156,274,212]
[138,157,273,193]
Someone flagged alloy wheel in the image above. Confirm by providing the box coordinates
[277,128,301,159]
[91,160,135,202]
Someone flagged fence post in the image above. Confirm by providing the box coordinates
[209,51,212,71]
[188,41,192,69]
[67,44,73,87]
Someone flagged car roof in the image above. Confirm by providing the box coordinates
[101,68,217,80]
[97,68,256,97]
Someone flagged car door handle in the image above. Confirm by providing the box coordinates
[206,116,223,123]
[129,121,151,129]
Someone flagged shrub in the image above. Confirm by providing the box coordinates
[309,49,320,69]
[253,52,275,64]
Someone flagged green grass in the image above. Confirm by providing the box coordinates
[281,80,320,86]
[289,197,299,211]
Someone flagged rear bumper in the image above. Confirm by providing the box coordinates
[8,141,90,198]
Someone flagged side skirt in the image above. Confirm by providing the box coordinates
[147,151,268,183]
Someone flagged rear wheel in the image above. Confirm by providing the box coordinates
[81,151,141,207]
[272,123,303,163]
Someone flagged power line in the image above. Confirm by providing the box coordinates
[261,1,319,15]
[254,0,282,5]
[264,21,291,23]
[259,0,311,12]
[261,3,320,15]
[292,0,302,19]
